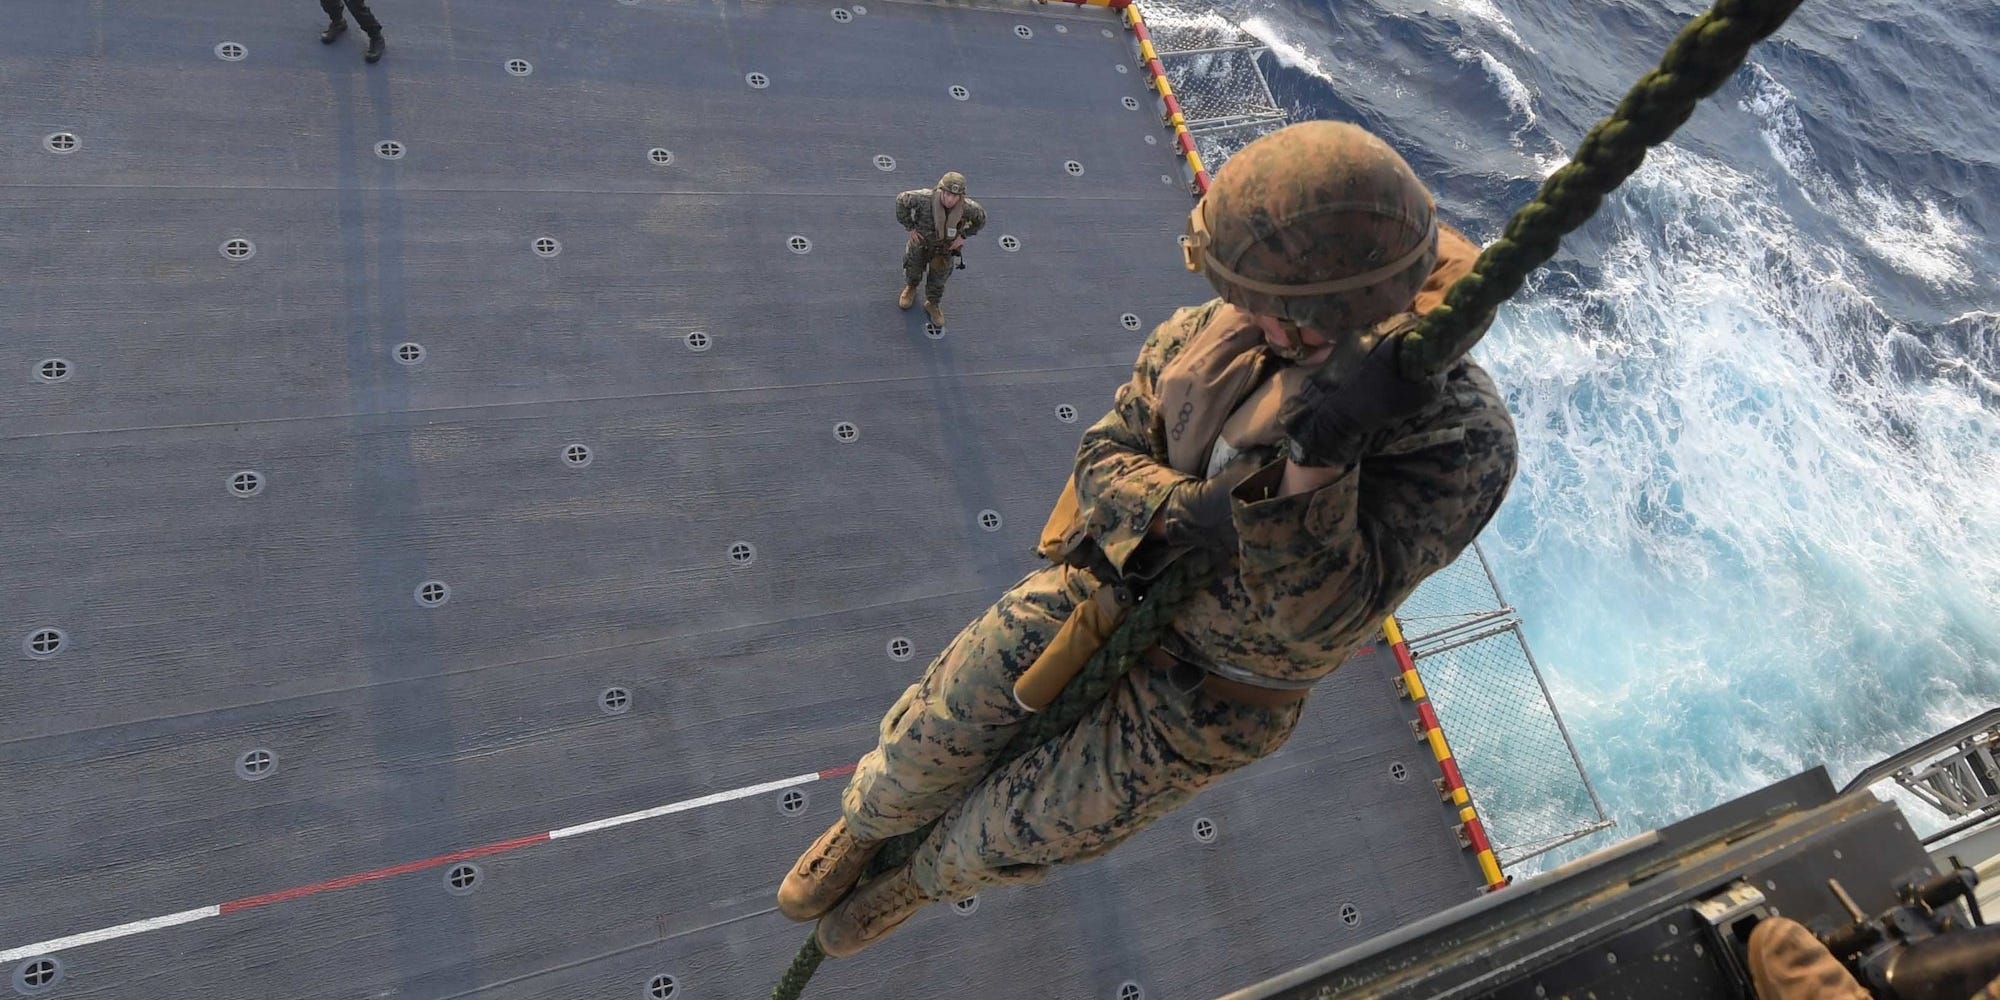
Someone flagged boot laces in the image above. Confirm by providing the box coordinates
[852,870,930,932]
[802,825,859,876]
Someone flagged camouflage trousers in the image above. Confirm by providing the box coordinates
[900,240,956,304]
[840,561,1304,899]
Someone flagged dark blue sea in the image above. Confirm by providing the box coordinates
[1170,0,2000,843]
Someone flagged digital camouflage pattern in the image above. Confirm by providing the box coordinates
[1188,119,1438,335]
[1747,917,1871,1000]
[841,560,1301,898]
[839,297,1517,898]
[895,183,985,305]
[1078,298,1518,685]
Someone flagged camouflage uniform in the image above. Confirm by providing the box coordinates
[895,176,986,307]
[788,120,1517,958]
[841,295,1517,898]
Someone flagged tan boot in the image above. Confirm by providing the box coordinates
[777,818,884,922]
[923,300,944,326]
[897,283,918,310]
[814,862,938,958]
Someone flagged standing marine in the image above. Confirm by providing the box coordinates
[784,120,1519,958]
[895,172,986,328]
[316,0,387,63]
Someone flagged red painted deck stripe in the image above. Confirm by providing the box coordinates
[218,832,552,914]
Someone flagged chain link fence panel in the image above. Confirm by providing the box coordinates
[1397,544,1509,646]
[1189,117,1290,174]
[1163,48,1281,125]
[1414,627,1611,866]
[1133,5,1258,53]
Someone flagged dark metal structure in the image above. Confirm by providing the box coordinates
[1219,766,1995,1000]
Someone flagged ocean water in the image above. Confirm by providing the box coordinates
[1167,0,2000,845]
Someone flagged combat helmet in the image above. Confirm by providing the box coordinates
[1181,120,1438,356]
[937,172,968,196]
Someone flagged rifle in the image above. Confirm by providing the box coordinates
[1815,865,2000,1000]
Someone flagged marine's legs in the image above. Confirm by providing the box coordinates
[782,563,1085,926]
[905,663,1302,899]
[923,252,953,325]
[340,0,384,35]
[841,563,1089,839]
[899,241,928,308]
[818,627,1303,956]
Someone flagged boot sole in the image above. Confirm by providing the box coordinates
[776,892,839,923]
[777,867,871,922]
[776,836,883,922]
[813,898,925,958]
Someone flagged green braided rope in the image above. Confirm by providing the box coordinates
[768,552,1217,1000]
[771,937,826,1000]
[1398,0,1804,379]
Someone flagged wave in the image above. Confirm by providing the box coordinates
[1436,0,1527,49]
[1239,14,1339,86]
[1741,63,1977,288]
[1453,45,1537,131]
[1480,140,2000,832]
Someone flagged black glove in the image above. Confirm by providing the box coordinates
[1155,465,1256,552]
[1281,330,1444,468]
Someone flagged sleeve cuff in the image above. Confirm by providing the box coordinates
[1231,459,1359,551]
[1230,460,1287,504]
[1094,481,1181,577]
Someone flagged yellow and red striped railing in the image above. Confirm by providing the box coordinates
[1042,0,1210,192]
[1122,3,1210,193]
[1384,615,1509,892]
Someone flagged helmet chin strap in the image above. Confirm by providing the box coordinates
[1266,319,1315,362]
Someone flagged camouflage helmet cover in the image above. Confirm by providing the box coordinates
[1182,120,1438,336]
[937,172,968,196]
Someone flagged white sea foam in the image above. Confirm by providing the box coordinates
[1479,141,2000,839]
[1453,46,1537,133]
[1743,63,1976,287]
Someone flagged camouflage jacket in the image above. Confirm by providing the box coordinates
[1072,298,1518,686]
[895,189,986,250]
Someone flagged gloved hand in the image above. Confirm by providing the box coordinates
[1280,327,1444,468]
[1154,465,1257,552]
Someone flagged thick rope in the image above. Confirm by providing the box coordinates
[1398,0,1805,379]
[769,552,1216,1000]
[772,3,1806,993]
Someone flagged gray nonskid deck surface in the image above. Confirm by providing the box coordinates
[1,1,1487,998]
